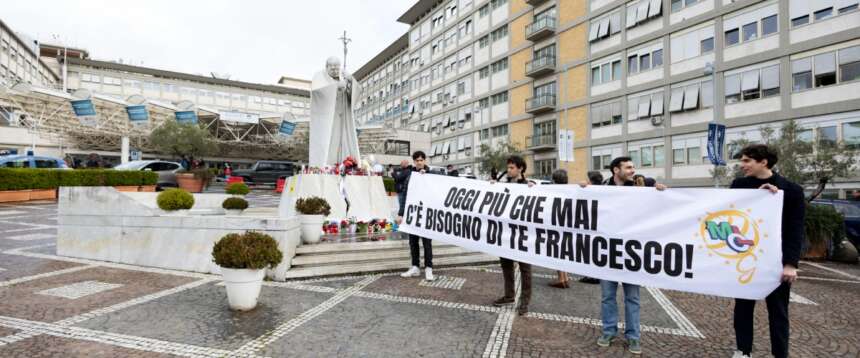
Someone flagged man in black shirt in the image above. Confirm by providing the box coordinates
[730,144,805,358]
[396,152,436,282]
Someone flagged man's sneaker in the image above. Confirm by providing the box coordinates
[424,267,435,281]
[492,296,514,306]
[579,276,600,284]
[732,351,751,358]
[596,334,614,347]
[516,304,528,316]
[626,339,641,355]
[400,266,420,277]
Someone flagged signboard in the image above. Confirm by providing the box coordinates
[279,120,296,136]
[175,111,198,125]
[70,99,96,117]
[707,122,727,165]
[130,150,142,161]
[219,110,260,124]
[0,148,18,156]
[126,105,148,124]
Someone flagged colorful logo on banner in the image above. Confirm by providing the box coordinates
[699,206,765,284]
[175,111,198,124]
[279,121,296,136]
[126,105,148,125]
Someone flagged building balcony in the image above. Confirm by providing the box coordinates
[525,0,548,6]
[526,134,557,151]
[525,56,556,78]
[525,95,556,114]
[525,16,556,42]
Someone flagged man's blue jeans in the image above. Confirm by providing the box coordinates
[600,280,641,340]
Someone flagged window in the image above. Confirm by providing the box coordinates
[652,49,663,67]
[384,140,411,156]
[639,53,651,72]
[628,55,638,74]
[478,66,490,79]
[630,144,664,168]
[791,15,809,27]
[669,79,712,112]
[792,57,813,91]
[491,124,508,137]
[479,5,489,17]
[491,25,508,42]
[672,0,701,12]
[741,22,758,42]
[841,3,860,13]
[762,15,778,36]
[592,59,622,85]
[534,159,556,179]
[480,128,490,140]
[839,45,860,82]
[819,126,838,147]
[591,101,623,128]
[814,52,837,87]
[478,98,489,108]
[672,138,706,165]
[814,7,834,21]
[478,36,490,48]
[843,121,860,149]
[628,91,664,121]
[491,91,508,105]
[490,58,508,73]
[725,28,740,46]
[700,37,714,53]
[627,0,662,29]
[588,12,622,42]
[490,0,507,10]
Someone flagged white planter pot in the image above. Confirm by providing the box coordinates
[224,209,243,216]
[221,267,266,311]
[162,209,190,216]
[299,214,325,244]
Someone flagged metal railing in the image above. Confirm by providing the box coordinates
[525,94,557,112]
[526,56,556,75]
[526,16,557,38]
[526,134,558,148]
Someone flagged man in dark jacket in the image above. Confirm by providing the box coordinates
[491,155,534,316]
[393,160,411,207]
[396,151,436,281]
[446,164,460,177]
[730,144,804,358]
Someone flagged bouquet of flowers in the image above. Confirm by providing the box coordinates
[322,220,340,234]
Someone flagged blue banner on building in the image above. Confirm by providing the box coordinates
[126,105,148,124]
[175,111,198,124]
[707,122,727,166]
[70,99,96,117]
[279,120,296,136]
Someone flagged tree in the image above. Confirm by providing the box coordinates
[711,120,856,196]
[148,121,218,159]
[477,141,520,179]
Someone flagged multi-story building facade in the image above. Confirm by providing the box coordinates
[0,18,58,88]
[383,0,860,194]
[352,34,432,166]
[353,34,412,127]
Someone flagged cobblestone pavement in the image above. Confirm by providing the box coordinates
[0,200,859,357]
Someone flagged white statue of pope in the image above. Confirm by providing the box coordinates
[309,57,361,167]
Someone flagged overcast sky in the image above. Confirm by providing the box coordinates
[3,0,414,84]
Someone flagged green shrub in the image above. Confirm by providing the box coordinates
[805,204,845,245]
[212,231,283,270]
[157,188,195,211]
[222,197,249,210]
[295,196,331,216]
[382,176,395,193]
[225,183,250,196]
[0,169,156,191]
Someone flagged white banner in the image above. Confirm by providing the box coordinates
[400,174,785,300]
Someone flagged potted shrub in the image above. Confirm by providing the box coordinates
[225,182,250,196]
[295,196,331,244]
[157,188,195,215]
[212,231,283,311]
[383,176,396,197]
[222,197,249,215]
[803,204,844,259]
[176,168,215,193]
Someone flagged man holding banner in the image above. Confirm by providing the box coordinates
[582,156,665,355]
[730,145,804,358]
[397,151,437,281]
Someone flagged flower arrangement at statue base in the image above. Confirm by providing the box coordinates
[298,156,384,176]
[321,217,393,242]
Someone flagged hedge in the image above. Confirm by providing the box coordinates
[382,176,395,193]
[0,168,158,191]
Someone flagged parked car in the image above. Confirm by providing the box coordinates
[811,199,860,250]
[113,160,182,190]
[0,155,69,169]
[231,160,297,184]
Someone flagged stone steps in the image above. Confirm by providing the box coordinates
[284,240,497,279]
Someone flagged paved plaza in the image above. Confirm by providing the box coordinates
[0,195,858,357]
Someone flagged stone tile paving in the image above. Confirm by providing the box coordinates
[0,200,857,357]
[78,282,334,351]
